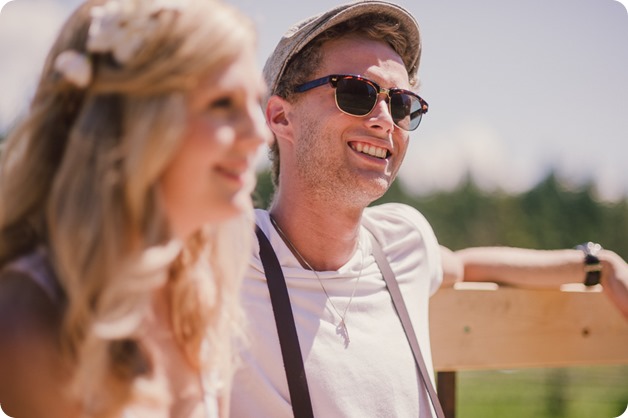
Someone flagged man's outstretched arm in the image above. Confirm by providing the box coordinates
[439,245,628,320]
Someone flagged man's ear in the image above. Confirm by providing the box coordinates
[266,95,294,144]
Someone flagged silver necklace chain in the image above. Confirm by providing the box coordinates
[269,215,363,346]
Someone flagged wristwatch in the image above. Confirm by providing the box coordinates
[575,242,603,286]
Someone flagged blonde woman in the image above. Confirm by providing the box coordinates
[0,0,269,417]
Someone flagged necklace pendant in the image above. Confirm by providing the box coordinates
[336,319,350,346]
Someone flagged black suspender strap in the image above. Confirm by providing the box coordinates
[255,226,314,418]
[367,231,446,418]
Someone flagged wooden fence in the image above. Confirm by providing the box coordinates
[430,283,628,417]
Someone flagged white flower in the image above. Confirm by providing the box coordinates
[86,2,122,53]
[54,50,92,88]
[86,0,183,64]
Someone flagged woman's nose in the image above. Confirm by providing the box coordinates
[241,104,273,150]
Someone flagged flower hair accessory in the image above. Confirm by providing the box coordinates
[87,0,184,64]
[54,50,93,88]
[55,0,184,88]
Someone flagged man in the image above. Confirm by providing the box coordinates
[230,1,628,417]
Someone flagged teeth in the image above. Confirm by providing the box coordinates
[352,143,387,159]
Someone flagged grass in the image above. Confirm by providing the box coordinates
[454,365,628,418]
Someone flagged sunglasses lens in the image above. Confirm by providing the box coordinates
[331,76,425,131]
[335,77,378,116]
[390,92,422,131]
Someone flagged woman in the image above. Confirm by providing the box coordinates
[0,0,269,416]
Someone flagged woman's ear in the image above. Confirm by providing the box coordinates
[265,95,294,144]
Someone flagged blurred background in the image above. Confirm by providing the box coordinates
[2,0,628,201]
[1,0,627,417]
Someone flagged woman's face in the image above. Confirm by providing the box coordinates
[160,45,271,239]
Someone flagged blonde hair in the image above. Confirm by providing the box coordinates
[0,0,255,416]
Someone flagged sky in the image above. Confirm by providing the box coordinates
[1,0,627,201]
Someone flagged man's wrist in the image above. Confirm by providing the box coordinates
[576,242,603,286]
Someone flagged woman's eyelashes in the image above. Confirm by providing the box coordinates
[209,95,234,111]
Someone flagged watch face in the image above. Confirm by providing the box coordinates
[584,242,602,256]
[577,242,602,257]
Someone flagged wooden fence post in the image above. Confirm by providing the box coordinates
[437,371,456,418]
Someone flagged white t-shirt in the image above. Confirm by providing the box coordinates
[230,203,443,417]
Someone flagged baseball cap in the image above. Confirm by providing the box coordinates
[263,0,422,98]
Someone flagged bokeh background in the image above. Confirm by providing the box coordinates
[1,1,627,417]
[2,0,628,200]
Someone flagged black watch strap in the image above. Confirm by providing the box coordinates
[576,242,602,286]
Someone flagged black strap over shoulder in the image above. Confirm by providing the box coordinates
[255,225,314,418]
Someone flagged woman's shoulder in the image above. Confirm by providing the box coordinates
[0,267,78,417]
[0,250,63,344]
[1,249,63,302]
[0,272,61,340]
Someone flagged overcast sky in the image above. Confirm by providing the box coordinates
[1,0,627,201]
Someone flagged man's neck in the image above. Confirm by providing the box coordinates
[269,193,364,271]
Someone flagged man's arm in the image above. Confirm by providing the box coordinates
[455,247,584,288]
[440,245,463,287]
[439,246,628,320]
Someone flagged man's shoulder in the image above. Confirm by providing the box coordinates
[363,202,439,252]
[364,202,430,230]
[253,208,270,226]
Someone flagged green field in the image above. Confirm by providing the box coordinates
[454,366,628,418]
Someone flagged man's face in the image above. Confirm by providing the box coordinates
[287,35,412,207]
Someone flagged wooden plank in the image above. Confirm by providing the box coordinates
[429,284,628,371]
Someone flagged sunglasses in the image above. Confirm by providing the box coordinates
[294,74,428,131]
